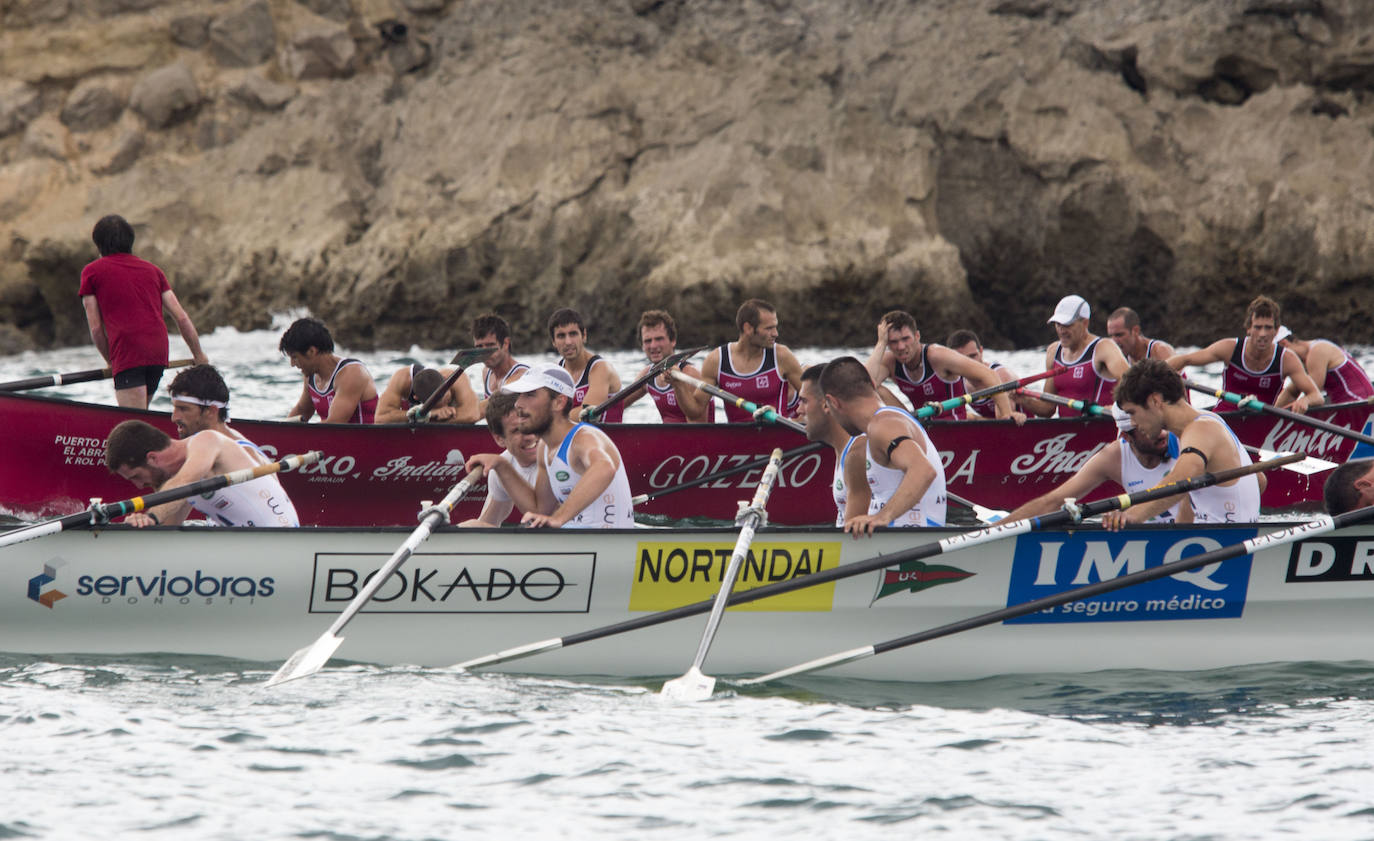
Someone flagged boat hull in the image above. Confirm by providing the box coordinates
[3,391,1369,526]
[4,522,1372,681]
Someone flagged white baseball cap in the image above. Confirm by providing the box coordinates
[503,364,575,398]
[1047,294,1090,326]
[1112,404,1135,431]
[1275,325,1292,343]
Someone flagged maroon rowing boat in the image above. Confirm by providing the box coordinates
[3,392,1366,525]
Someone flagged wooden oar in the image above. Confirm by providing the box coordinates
[452,454,1298,672]
[670,369,1006,524]
[660,448,785,702]
[630,441,829,507]
[266,465,486,687]
[741,502,1374,685]
[0,451,322,550]
[0,358,195,392]
[1186,381,1374,447]
[405,347,495,423]
[581,345,709,424]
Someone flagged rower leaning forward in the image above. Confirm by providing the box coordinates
[105,419,299,528]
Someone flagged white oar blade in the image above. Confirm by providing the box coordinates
[265,632,345,687]
[660,667,716,702]
[1257,449,1337,475]
[974,505,1008,524]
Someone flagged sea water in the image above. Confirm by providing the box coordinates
[2,318,1373,840]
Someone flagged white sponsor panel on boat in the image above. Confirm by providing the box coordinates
[630,540,841,612]
[25,555,277,608]
[309,552,595,613]
[1004,529,1258,623]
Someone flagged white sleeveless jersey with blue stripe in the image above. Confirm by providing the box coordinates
[1119,432,1180,524]
[1187,411,1261,523]
[545,423,635,528]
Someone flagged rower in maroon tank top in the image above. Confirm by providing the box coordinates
[700,299,804,423]
[622,309,714,423]
[1168,295,1323,414]
[1275,327,1374,405]
[864,311,1021,422]
[548,308,624,423]
[279,317,379,424]
[1020,295,1130,419]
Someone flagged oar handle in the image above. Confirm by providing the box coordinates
[918,365,1067,419]
[583,345,709,423]
[1016,388,1109,416]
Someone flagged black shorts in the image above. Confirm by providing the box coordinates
[113,365,165,393]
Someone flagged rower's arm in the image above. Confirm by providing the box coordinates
[1276,347,1324,413]
[934,346,1017,421]
[373,368,413,424]
[459,493,515,528]
[621,366,651,409]
[1003,444,1118,524]
[288,381,315,422]
[445,372,482,424]
[81,296,111,363]
[161,289,209,365]
[545,434,619,527]
[776,345,805,397]
[674,363,713,422]
[1168,340,1233,371]
[1096,338,1131,381]
[145,434,228,525]
[700,348,721,385]
[1148,340,1176,362]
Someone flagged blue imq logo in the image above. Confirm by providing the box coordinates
[1005,529,1257,624]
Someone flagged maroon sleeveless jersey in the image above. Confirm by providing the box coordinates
[1051,337,1115,417]
[307,358,378,424]
[562,355,623,422]
[717,344,790,423]
[890,345,968,419]
[1220,338,1284,409]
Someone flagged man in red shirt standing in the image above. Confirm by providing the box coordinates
[78,215,208,408]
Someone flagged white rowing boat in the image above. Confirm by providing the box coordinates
[6,520,1372,682]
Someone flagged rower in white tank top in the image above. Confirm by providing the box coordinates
[1186,411,1261,523]
[186,432,299,527]
[1118,430,1182,524]
[865,406,947,527]
[545,423,636,528]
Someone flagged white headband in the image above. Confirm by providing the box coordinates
[171,395,228,408]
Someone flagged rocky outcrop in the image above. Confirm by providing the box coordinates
[3,0,1374,354]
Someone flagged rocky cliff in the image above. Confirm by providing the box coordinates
[3,0,1373,355]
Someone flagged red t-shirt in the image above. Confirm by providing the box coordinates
[78,253,171,374]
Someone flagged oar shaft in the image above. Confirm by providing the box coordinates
[682,449,784,671]
[413,349,493,418]
[0,358,195,392]
[1187,381,1374,446]
[918,366,1065,419]
[328,466,484,635]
